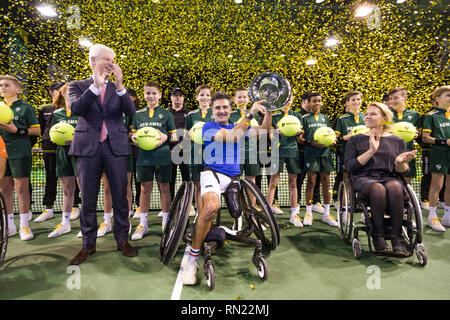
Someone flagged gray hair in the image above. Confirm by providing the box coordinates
[88,44,115,68]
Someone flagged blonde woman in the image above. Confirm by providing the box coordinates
[345,102,417,255]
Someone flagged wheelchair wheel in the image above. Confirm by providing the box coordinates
[352,238,362,259]
[415,243,427,266]
[337,179,354,244]
[240,178,280,250]
[159,182,194,264]
[0,193,8,266]
[255,256,268,281]
[204,262,215,290]
[404,183,423,245]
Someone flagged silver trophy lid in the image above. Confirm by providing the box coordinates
[248,72,292,111]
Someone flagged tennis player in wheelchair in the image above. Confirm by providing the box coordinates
[344,102,417,256]
[181,91,272,285]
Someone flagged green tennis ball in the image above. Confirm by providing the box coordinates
[49,122,75,146]
[351,125,370,135]
[392,121,417,143]
[314,126,336,147]
[278,115,301,137]
[135,126,161,150]
[190,121,205,145]
[0,102,13,124]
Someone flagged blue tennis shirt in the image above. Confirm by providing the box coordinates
[202,121,246,176]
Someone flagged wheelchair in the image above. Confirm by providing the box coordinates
[159,178,280,290]
[0,192,8,267]
[336,177,427,266]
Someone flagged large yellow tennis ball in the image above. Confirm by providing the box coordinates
[351,125,370,135]
[135,126,161,151]
[392,121,417,143]
[278,115,301,137]
[49,123,75,146]
[0,102,13,124]
[190,121,205,145]
[314,126,336,147]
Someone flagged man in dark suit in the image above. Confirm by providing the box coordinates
[68,44,136,265]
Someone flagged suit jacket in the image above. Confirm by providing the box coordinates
[68,78,136,156]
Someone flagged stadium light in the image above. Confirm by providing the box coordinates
[355,4,374,17]
[325,37,339,47]
[79,38,93,48]
[37,4,58,17]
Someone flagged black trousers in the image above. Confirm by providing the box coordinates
[170,162,190,201]
[131,145,141,206]
[42,152,57,208]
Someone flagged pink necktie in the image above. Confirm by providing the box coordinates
[99,84,107,143]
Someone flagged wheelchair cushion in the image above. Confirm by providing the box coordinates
[205,227,227,248]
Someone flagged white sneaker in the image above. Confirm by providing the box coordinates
[48,223,71,238]
[442,215,450,227]
[34,209,54,223]
[312,203,325,214]
[76,230,82,238]
[420,201,430,211]
[19,226,34,241]
[303,213,313,226]
[97,222,111,237]
[322,214,338,227]
[428,217,446,232]
[70,208,80,220]
[8,224,17,237]
[189,205,196,217]
[290,214,303,228]
[131,224,148,240]
[181,259,198,285]
[271,204,283,215]
[132,207,140,219]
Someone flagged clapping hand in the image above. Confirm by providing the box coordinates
[395,150,417,164]
[369,129,381,153]
[112,64,124,91]
[92,61,109,89]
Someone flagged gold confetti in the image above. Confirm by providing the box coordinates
[0,0,445,130]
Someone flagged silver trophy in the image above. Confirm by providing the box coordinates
[248,72,292,111]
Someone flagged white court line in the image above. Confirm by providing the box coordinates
[170,245,191,300]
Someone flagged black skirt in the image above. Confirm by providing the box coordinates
[350,171,402,196]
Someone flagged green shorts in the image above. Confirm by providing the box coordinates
[137,165,172,183]
[189,164,204,182]
[304,156,334,173]
[240,159,261,177]
[430,149,450,174]
[56,146,78,177]
[269,157,302,175]
[5,157,32,178]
